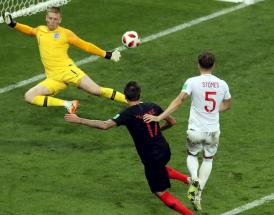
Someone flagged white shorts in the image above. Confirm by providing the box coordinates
[186,129,220,158]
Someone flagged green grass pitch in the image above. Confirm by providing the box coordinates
[0,0,274,214]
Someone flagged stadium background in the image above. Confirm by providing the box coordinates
[0,0,273,214]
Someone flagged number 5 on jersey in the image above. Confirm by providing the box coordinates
[205,91,216,112]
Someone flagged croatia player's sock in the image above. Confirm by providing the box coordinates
[187,155,199,181]
[198,158,213,190]
[166,166,189,184]
[100,87,128,104]
[32,96,64,107]
[159,192,194,215]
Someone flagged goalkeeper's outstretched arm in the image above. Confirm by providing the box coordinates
[66,30,121,62]
[4,12,36,36]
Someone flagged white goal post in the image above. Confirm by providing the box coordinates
[0,0,71,23]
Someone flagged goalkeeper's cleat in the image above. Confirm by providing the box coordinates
[187,180,200,201]
[192,196,202,211]
[66,100,79,114]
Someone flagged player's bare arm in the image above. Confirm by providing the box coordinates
[144,92,188,123]
[64,114,116,130]
[160,115,176,131]
[219,99,232,112]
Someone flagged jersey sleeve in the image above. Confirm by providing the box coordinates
[181,78,192,95]
[222,80,231,100]
[14,23,37,36]
[65,29,106,58]
[154,103,164,115]
[111,110,128,126]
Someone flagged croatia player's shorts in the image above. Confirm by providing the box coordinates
[38,64,86,95]
[186,129,220,158]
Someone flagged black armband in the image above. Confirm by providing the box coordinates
[104,51,112,59]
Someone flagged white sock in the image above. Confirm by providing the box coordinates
[187,155,199,181]
[64,100,71,109]
[198,158,213,190]
[197,190,202,198]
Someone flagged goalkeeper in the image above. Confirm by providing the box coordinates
[4,7,126,113]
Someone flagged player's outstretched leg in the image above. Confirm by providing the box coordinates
[30,96,79,113]
[79,75,127,104]
[100,87,127,104]
[25,85,79,113]
[157,191,195,215]
[166,166,190,184]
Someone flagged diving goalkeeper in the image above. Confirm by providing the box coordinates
[4,7,126,113]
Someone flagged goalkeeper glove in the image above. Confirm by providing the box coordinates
[105,50,121,62]
[4,12,17,28]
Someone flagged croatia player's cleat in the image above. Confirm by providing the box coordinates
[187,180,200,201]
[66,100,80,114]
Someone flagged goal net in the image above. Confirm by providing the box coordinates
[0,0,71,23]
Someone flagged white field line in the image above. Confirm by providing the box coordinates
[218,0,256,3]
[0,0,264,94]
[220,193,274,215]
[218,0,246,3]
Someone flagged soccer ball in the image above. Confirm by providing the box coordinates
[122,31,140,48]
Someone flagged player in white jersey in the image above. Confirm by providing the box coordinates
[144,52,232,211]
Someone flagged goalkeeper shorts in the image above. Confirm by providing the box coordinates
[39,65,86,95]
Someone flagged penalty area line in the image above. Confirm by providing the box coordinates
[220,193,274,215]
[0,0,264,94]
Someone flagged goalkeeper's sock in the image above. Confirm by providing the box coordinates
[32,96,65,107]
[100,87,127,104]
[166,166,190,184]
[159,192,194,215]
[187,155,199,181]
[198,158,213,190]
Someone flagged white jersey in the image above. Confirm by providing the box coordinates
[182,74,231,132]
